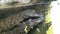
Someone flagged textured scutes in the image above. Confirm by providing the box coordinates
[0,12,25,33]
[1,23,26,34]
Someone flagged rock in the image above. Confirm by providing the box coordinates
[0,0,31,6]
[18,0,31,4]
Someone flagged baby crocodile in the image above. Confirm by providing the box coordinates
[0,9,44,34]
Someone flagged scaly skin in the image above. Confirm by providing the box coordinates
[0,9,44,34]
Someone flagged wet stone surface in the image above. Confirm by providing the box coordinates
[0,0,31,5]
[0,9,44,34]
[0,0,37,6]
